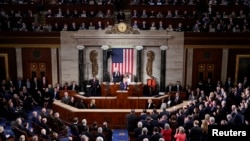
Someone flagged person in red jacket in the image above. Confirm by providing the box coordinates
[161,123,172,141]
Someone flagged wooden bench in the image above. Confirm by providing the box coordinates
[52,100,189,129]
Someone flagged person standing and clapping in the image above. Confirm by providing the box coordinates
[112,67,121,83]
[147,76,157,95]
[174,126,186,141]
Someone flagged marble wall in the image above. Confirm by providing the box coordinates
[60,30,185,88]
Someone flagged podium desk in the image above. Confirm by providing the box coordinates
[52,100,189,129]
[101,82,143,96]
[73,94,169,109]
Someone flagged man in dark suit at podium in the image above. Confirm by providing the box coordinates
[112,68,121,83]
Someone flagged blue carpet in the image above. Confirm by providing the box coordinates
[0,118,14,136]
[112,129,129,141]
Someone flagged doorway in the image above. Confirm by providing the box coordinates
[30,63,47,79]
[198,63,215,82]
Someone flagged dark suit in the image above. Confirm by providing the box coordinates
[16,79,25,92]
[120,82,128,90]
[134,127,142,139]
[112,71,121,83]
[166,85,174,93]
[70,123,80,137]
[40,80,49,91]
[52,91,60,100]
[126,112,138,132]
[138,134,150,141]
[243,80,250,89]
[174,84,182,92]
[150,132,163,141]
[89,78,100,96]
[224,80,234,91]
[173,96,182,105]
[146,103,156,109]
[61,96,71,104]
[62,85,69,90]
[103,126,113,141]
[31,79,41,91]
[69,84,79,91]
[189,126,202,141]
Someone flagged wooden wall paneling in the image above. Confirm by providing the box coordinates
[0,48,17,82]
[192,48,222,88]
[52,100,190,129]
[22,48,52,84]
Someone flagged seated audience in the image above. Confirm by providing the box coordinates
[61,91,71,104]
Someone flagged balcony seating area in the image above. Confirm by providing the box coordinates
[0,0,249,32]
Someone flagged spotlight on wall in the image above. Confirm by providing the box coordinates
[76,45,85,50]
[160,45,169,50]
[135,45,143,50]
[101,45,109,50]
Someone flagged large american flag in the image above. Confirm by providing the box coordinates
[111,48,134,75]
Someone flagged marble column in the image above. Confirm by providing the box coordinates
[221,48,229,83]
[135,45,143,82]
[77,45,85,94]
[15,48,23,78]
[101,45,110,82]
[186,48,193,86]
[159,45,168,94]
[51,48,58,86]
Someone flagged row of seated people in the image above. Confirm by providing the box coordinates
[0,0,113,5]
[61,91,98,109]
[68,117,113,141]
[0,3,114,14]
[131,18,250,32]
[1,105,113,141]
[46,20,113,31]
[10,110,67,141]
[0,77,83,119]
[130,7,248,19]
[44,3,114,18]
[45,8,113,18]
[0,4,114,22]
[0,9,35,18]
[48,0,114,5]
[1,17,248,32]
[130,0,250,6]
[0,18,114,31]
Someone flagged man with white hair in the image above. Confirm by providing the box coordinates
[95,127,106,141]
[80,134,89,141]
[79,118,89,133]
[53,112,66,131]
[112,67,121,83]
[96,136,104,141]
[39,128,49,140]
[61,91,71,104]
